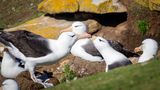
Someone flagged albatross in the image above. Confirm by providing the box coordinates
[61,21,139,61]
[92,36,132,72]
[134,38,158,63]
[0,31,78,85]
[1,48,26,78]
[2,79,19,90]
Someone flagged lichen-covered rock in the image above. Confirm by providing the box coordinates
[127,0,160,50]
[38,0,127,14]
[149,0,160,11]
[5,16,101,39]
[135,0,160,11]
[38,0,78,14]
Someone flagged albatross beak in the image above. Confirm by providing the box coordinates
[90,35,97,41]
[77,32,92,39]
[60,26,72,33]
[134,45,142,53]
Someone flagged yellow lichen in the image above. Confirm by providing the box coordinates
[6,17,65,39]
[38,0,78,14]
[135,0,149,8]
[149,0,160,11]
[38,0,126,14]
[135,0,160,11]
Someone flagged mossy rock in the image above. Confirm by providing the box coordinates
[38,0,127,14]
[135,0,160,11]
[5,16,101,39]
[38,0,78,14]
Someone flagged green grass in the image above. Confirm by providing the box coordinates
[0,0,43,28]
[137,20,149,35]
[45,60,160,90]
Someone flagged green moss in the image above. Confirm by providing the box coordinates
[60,64,76,83]
[0,0,43,28]
[44,59,160,90]
[137,20,149,35]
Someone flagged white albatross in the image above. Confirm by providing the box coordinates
[1,49,26,78]
[92,36,132,72]
[134,38,158,63]
[61,21,138,62]
[2,79,19,90]
[0,31,78,85]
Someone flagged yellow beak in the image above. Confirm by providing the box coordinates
[77,32,92,39]
[90,35,97,41]
[134,45,142,53]
[60,26,72,33]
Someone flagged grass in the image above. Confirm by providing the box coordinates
[0,0,43,28]
[137,20,149,35]
[44,60,160,90]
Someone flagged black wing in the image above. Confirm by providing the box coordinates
[0,30,52,57]
[108,40,139,57]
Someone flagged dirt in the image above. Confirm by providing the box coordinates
[126,1,160,50]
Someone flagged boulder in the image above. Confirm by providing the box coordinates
[135,0,160,11]
[95,22,129,47]
[36,54,105,79]
[38,0,127,14]
[68,57,105,77]
[5,16,101,39]
[126,0,160,50]
[149,0,160,11]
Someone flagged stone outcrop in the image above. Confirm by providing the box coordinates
[4,16,101,39]
[38,0,127,14]
[126,0,160,50]
[135,0,160,11]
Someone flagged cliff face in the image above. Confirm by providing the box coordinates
[126,1,160,50]
[38,0,127,14]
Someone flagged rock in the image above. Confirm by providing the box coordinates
[95,22,129,47]
[0,75,5,86]
[68,57,105,77]
[36,54,105,79]
[38,0,78,14]
[149,0,160,11]
[5,16,101,39]
[38,0,127,14]
[15,71,59,90]
[129,57,138,64]
[126,0,160,50]
[135,0,160,11]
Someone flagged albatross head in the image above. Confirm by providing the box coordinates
[71,21,87,34]
[2,79,19,90]
[92,36,111,51]
[58,32,78,46]
[60,21,91,39]
[134,38,158,63]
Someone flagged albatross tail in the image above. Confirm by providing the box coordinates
[0,31,14,47]
[0,37,11,47]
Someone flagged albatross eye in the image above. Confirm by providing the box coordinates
[99,39,104,42]
[74,25,81,28]
[68,34,75,37]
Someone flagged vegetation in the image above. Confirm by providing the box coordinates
[137,20,149,35]
[60,64,76,83]
[45,60,160,90]
[0,0,43,28]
